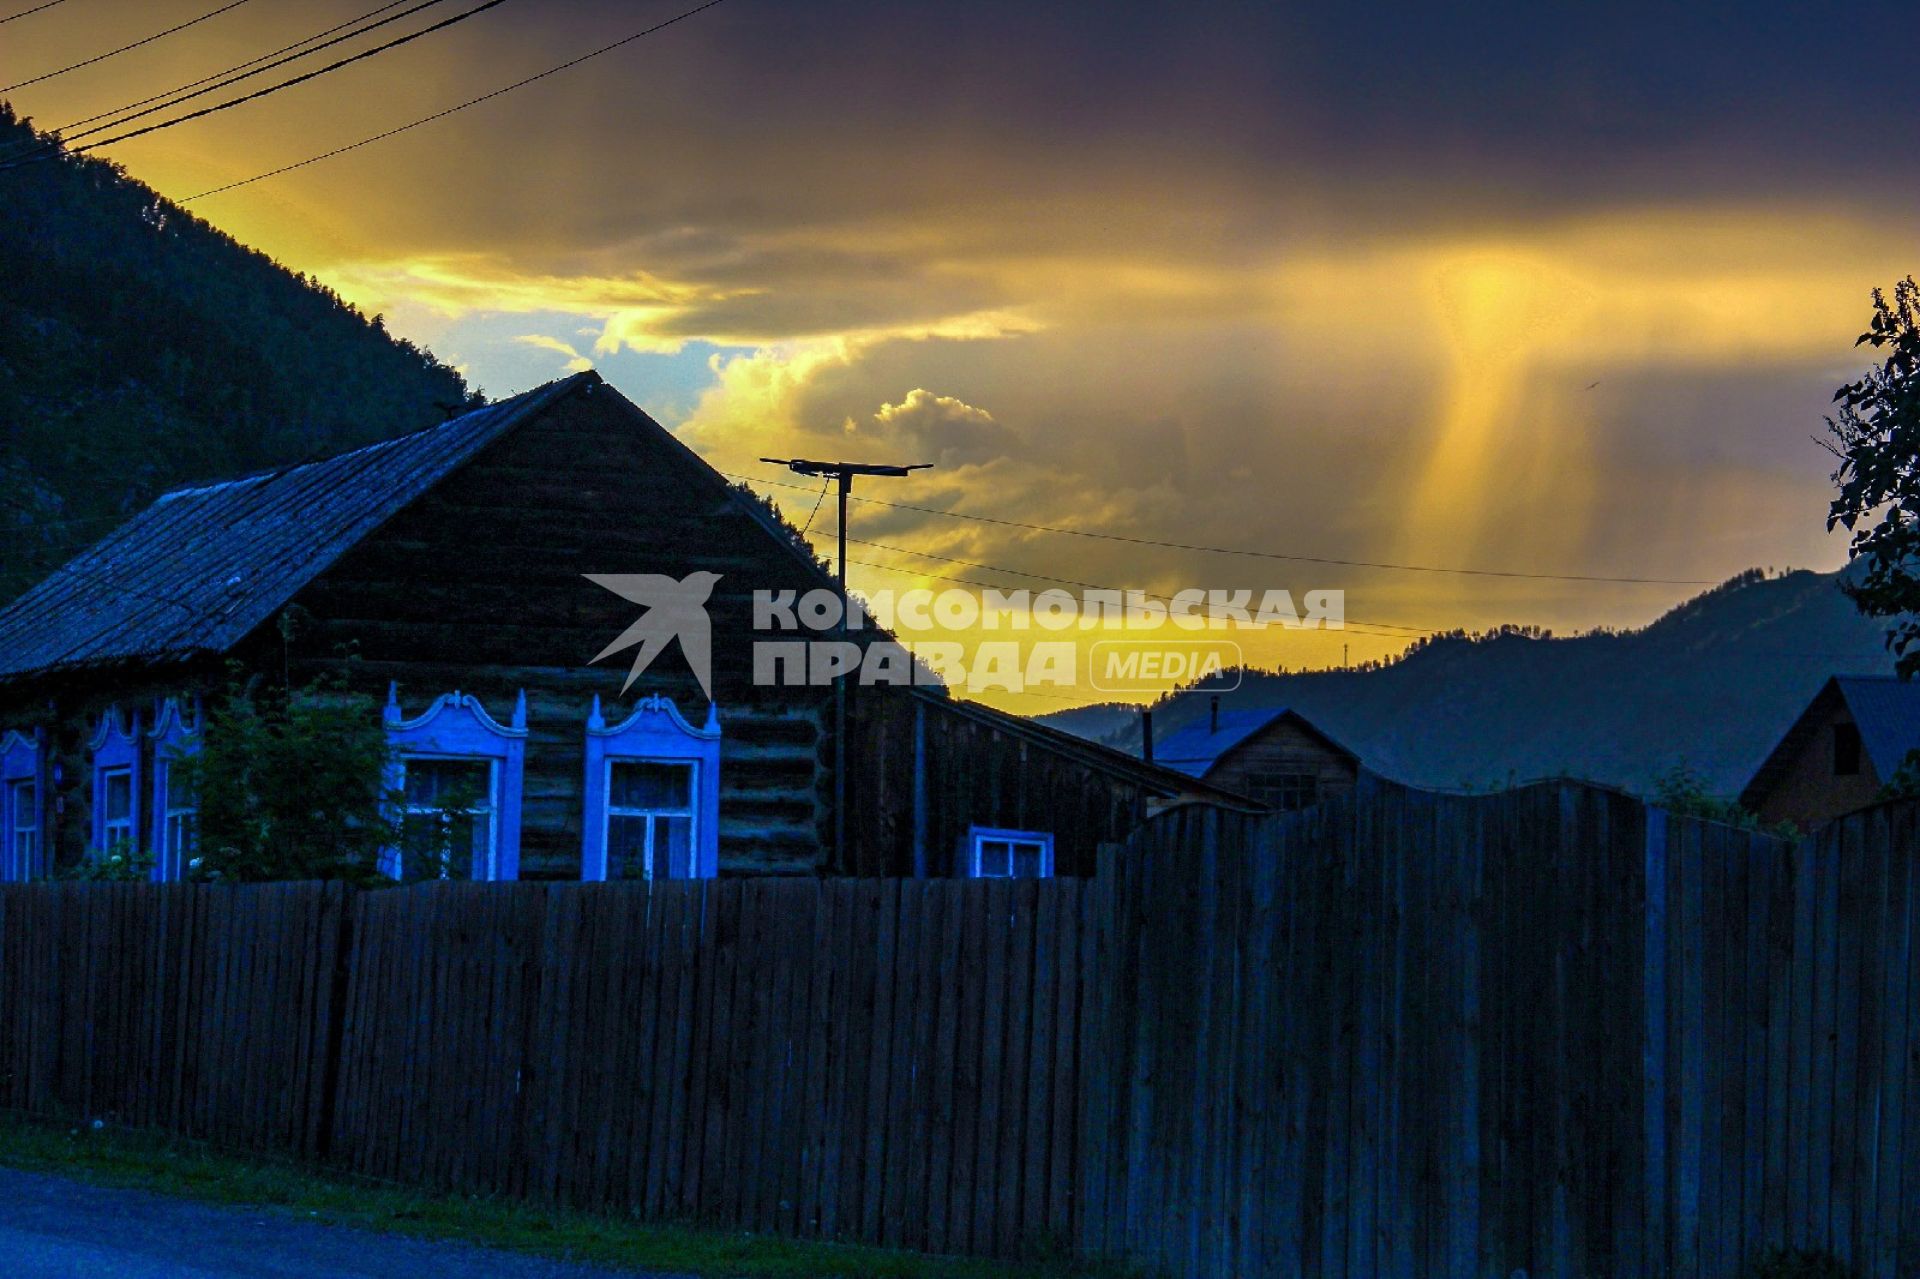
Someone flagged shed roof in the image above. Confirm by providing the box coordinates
[1740,674,1920,807]
[0,373,593,680]
[1152,705,1357,779]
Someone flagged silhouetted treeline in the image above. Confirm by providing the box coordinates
[0,105,480,601]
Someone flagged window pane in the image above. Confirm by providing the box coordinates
[610,761,692,811]
[104,769,132,821]
[9,779,31,831]
[165,760,194,809]
[1012,840,1046,878]
[165,812,194,879]
[404,758,492,810]
[978,839,1012,877]
[7,781,33,881]
[609,813,652,880]
[399,809,483,881]
[655,814,693,878]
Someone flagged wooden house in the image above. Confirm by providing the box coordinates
[0,372,1239,883]
[1739,674,1920,831]
[1151,697,1360,811]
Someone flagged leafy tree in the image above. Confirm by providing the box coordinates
[1655,762,1795,837]
[1827,277,1920,675]
[1876,747,1920,801]
[174,669,398,882]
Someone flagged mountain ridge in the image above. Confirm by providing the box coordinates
[0,104,477,602]
[1037,566,1892,797]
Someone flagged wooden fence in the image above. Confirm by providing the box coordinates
[0,779,1915,1277]
[1089,782,1919,1278]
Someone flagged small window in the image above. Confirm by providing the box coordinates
[581,695,720,882]
[159,761,196,882]
[968,827,1054,879]
[7,777,35,882]
[100,766,134,851]
[607,760,695,881]
[1245,769,1320,812]
[399,757,497,882]
[1834,722,1863,777]
[149,698,200,883]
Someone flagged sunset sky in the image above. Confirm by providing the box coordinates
[5,1,1916,708]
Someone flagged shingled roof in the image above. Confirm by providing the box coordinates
[0,373,594,681]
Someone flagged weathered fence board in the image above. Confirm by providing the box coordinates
[1,779,1917,1276]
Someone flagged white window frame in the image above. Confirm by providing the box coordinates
[0,728,38,882]
[967,826,1055,879]
[88,707,143,862]
[581,694,720,882]
[159,784,197,881]
[397,753,501,882]
[603,756,699,882]
[381,685,527,882]
[6,776,36,882]
[99,764,135,851]
[149,697,201,883]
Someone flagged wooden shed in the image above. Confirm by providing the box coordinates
[1739,673,1920,831]
[0,372,1235,882]
[1151,698,1360,811]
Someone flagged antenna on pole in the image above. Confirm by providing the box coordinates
[760,457,932,872]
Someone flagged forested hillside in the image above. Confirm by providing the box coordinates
[0,105,477,601]
[1042,567,1898,797]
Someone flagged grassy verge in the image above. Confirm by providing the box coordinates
[0,1113,1132,1278]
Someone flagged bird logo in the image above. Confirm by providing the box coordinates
[585,571,721,699]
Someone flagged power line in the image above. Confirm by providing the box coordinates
[51,0,421,133]
[843,556,1435,644]
[724,470,1715,587]
[8,0,443,161]
[843,534,1443,636]
[1,0,253,93]
[798,477,832,535]
[0,0,72,25]
[18,0,514,160]
[177,0,729,202]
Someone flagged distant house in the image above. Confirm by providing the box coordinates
[1151,698,1360,811]
[0,372,1239,884]
[1739,674,1920,831]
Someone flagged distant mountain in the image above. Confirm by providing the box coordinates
[1038,567,1896,798]
[0,105,478,601]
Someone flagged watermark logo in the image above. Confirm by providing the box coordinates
[586,580,1339,696]
[1090,639,1244,692]
[585,571,720,698]
[747,586,1338,694]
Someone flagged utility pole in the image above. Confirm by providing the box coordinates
[762,457,931,870]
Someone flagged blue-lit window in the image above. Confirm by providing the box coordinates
[967,826,1054,879]
[149,699,201,882]
[582,695,719,881]
[382,685,527,882]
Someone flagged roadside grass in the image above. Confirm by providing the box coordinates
[0,1113,1137,1279]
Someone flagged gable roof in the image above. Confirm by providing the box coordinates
[1152,705,1357,779]
[0,373,594,681]
[1740,674,1920,807]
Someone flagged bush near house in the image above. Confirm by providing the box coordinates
[174,666,397,883]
